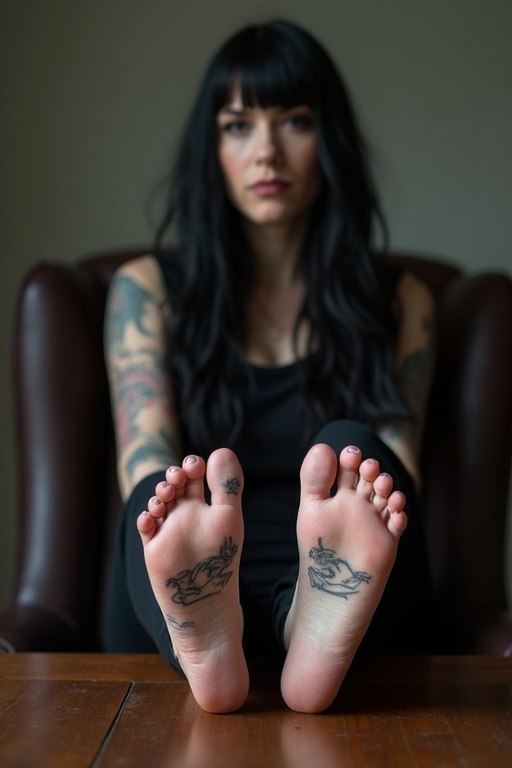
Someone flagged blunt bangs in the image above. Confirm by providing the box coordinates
[210,23,320,111]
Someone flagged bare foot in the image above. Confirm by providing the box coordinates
[137,448,249,713]
[280,443,407,713]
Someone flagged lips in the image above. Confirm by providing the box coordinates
[250,180,290,196]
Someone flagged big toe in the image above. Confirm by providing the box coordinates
[137,510,157,547]
[207,448,244,506]
[300,443,338,501]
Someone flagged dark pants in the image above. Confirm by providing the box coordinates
[102,420,433,670]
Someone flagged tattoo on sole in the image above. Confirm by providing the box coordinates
[307,538,372,599]
[166,537,238,605]
[166,615,196,631]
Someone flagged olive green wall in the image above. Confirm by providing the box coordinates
[1,0,511,610]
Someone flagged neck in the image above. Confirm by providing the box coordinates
[242,216,310,291]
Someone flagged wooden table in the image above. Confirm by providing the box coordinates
[1,654,511,767]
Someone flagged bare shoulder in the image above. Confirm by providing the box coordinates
[107,254,171,333]
[105,253,171,358]
[113,253,167,301]
[395,271,435,315]
[394,271,436,345]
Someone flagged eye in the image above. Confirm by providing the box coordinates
[283,111,315,132]
[221,119,250,136]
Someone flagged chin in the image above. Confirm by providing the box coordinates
[245,207,298,227]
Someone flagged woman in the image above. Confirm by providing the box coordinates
[103,19,435,714]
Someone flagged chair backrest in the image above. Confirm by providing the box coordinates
[2,249,511,654]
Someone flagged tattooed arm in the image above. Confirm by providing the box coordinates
[104,255,183,501]
[378,272,436,491]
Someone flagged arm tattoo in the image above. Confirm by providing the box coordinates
[107,275,153,348]
[398,314,435,413]
[398,348,428,411]
[166,538,238,605]
[307,538,371,598]
[113,358,172,452]
[125,429,178,479]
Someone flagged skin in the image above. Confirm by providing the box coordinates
[217,97,323,232]
[217,92,324,368]
[281,444,408,712]
[378,271,435,491]
[105,256,181,500]
[104,92,436,712]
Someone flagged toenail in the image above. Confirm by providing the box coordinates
[151,496,162,505]
[379,472,391,479]
[168,466,180,473]
[346,446,360,453]
[366,458,378,465]
[184,455,198,464]
[158,481,169,489]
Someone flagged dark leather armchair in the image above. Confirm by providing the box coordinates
[1,249,511,655]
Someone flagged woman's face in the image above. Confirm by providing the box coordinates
[217,89,323,229]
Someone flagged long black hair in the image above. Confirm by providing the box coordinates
[154,19,411,450]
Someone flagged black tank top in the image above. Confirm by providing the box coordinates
[154,252,403,604]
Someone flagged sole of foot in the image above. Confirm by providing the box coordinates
[281,443,407,713]
[137,448,249,713]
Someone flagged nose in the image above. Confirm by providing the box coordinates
[255,124,280,163]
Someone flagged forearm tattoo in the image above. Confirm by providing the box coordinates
[307,538,371,598]
[380,314,435,453]
[398,314,435,414]
[114,360,173,453]
[166,538,238,606]
[125,430,178,479]
[107,273,176,483]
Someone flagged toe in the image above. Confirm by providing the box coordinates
[337,446,362,489]
[388,489,406,513]
[182,455,206,479]
[165,466,188,491]
[182,455,207,499]
[207,448,244,506]
[357,458,380,499]
[385,491,408,535]
[137,510,156,546]
[372,472,394,511]
[300,443,338,501]
[148,495,167,518]
[155,481,176,504]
